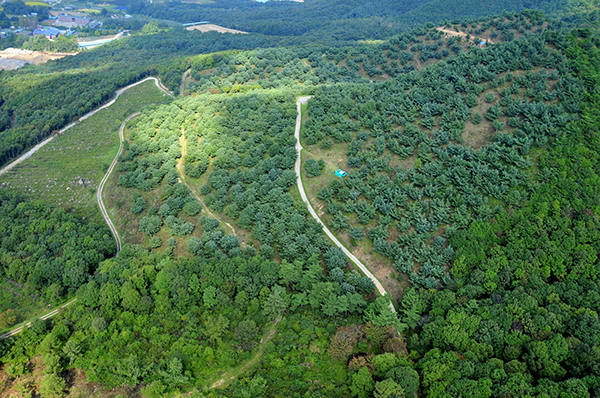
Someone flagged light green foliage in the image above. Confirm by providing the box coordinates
[373,378,405,398]
[372,353,399,377]
[262,289,287,319]
[39,374,66,398]
[203,314,230,343]
[350,367,375,398]
[141,21,160,35]
[203,286,218,308]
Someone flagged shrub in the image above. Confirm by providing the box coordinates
[304,158,325,177]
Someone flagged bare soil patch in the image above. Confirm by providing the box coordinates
[0,48,76,70]
[186,24,248,34]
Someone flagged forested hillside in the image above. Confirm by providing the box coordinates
[2,5,600,398]
[123,0,568,39]
[0,29,307,169]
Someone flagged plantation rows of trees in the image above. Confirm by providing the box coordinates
[120,0,569,40]
[186,14,558,96]
[0,13,552,176]
[304,29,581,289]
[0,26,312,170]
[1,9,600,398]
[391,29,600,396]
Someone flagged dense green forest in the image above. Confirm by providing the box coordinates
[0,194,115,330]
[122,0,568,39]
[2,3,600,397]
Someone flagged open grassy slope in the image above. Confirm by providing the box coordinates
[0,79,173,219]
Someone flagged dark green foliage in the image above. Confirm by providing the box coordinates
[401,30,600,397]
[126,0,566,42]
[139,215,163,236]
[0,194,115,317]
[385,366,420,395]
[130,192,148,215]
[3,10,599,398]
[307,27,580,288]
[183,201,202,216]
[304,158,325,177]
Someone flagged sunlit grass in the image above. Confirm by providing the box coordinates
[0,80,172,219]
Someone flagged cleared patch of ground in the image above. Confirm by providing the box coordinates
[0,356,141,398]
[0,79,172,218]
[186,24,248,34]
[0,48,76,70]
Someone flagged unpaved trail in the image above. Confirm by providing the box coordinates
[0,298,76,339]
[0,77,172,178]
[436,27,494,44]
[209,317,281,389]
[97,112,140,254]
[180,68,191,94]
[0,77,174,340]
[177,132,237,237]
[294,96,396,313]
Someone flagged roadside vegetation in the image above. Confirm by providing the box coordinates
[0,79,172,214]
[1,4,600,398]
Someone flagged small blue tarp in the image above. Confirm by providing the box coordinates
[335,169,347,178]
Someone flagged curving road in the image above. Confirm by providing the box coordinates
[294,97,396,313]
[0,77,172,178]
[0,77,173,340]
[96,112,141,254]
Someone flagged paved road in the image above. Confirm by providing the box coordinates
[293,97,396,313]
[0,77,172,178]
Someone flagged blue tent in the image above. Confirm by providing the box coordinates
[335,169,347,178]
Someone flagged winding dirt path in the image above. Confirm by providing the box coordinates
[0,298,76,339]
[294,97,396,313]
[180,68,191,94]
[209,316,281,390]
[177,131,237,237]
[96,112,140,254]
[0,77,173,340]
[0,77,172,178]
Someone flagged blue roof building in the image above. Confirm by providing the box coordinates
[33,27,60,38]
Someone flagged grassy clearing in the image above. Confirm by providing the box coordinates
[0,280,52,331]
[25,1,50,6]
[0,80,173,221]
[299,110,407,303]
